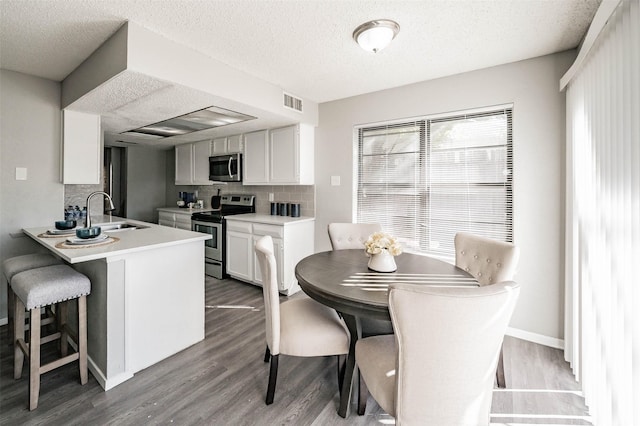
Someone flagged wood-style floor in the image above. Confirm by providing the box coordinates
[0,276,591,425]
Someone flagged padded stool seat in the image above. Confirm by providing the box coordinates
[13,264,91,410]
[3,253,63,345]
[12,265,91,309]
[3,253,64,282]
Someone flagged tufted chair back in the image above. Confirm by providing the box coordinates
[328,223,383,250]
[454,232,520,286]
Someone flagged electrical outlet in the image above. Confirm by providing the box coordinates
[269,193,274,202]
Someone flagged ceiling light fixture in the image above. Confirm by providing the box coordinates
[353,19,400,53]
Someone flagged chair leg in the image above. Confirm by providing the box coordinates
[496,345,506,388]
[78,296,88,385]
[337,354,345,396]
[7,282,14,346]
[264,346,271,362]
[58,301,68,357]
[265,354,279,405]
[357,368,368,415]
[14,298,25,379]
[28,307,41,411]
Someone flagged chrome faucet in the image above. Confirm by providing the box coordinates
[85,191,116,228]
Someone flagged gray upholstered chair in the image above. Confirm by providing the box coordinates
[356,281,520,425]
[255,235,349,405]
[454,232,520,388]
[327,222,382,250]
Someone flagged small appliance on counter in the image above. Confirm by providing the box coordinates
[178,192,196,208]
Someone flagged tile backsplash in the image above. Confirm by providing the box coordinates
[63,184,104,217]
[180,183,315,217]
[67,182,316,221]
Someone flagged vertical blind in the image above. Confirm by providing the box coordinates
[356,107,513,260]
[565,0,639,425]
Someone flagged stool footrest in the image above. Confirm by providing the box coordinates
[40,332,61,345]
[40,353,79,375]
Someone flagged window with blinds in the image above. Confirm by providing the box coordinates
[356,107,513,260]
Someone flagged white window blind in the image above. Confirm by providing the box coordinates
[356,107,513,259]
[564,1,640,425]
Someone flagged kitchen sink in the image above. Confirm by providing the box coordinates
[98,222,150,232]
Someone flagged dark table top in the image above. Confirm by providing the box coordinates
[295,249,478,321]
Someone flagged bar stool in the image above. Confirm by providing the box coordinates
[3,253,63,344]
[12,264,91,410]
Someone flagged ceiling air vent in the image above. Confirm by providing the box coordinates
[283,92,303,113]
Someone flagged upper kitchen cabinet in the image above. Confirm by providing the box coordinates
[243,124,314,185]
[212,134,243,155]
[243,130,269,184]
[175,140,213,185]
[62,110,101,184]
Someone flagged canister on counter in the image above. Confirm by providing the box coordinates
[290,203,301,217]
[270,202,278,215]
[279,203,289,216]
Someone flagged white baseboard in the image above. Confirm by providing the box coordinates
[67,337,133,391]
[506,327,564,350]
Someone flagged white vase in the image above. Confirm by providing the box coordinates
[367,250,397,272]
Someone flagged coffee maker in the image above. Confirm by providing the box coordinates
[178,192,196,208]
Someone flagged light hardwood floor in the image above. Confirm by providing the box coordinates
[1,276,591,425]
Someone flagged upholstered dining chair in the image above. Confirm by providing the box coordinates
[254,235,350,405]
[454,232,520,388]
[327,222,392,413]
[327,222,382,250]
[356,281,520,425]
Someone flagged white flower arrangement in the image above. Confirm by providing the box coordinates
[364,232,403,257]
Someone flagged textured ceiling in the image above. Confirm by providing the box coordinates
[0,0,601,104]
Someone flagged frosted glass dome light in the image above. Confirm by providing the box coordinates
[353,20,400,53]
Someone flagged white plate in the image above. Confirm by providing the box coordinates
[47,228,77,235]
[65,234,109,245]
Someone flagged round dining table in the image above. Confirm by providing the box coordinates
[294,249,478,418]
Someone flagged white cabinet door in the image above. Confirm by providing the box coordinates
[175,144,193,185]
[226,230,253,281]
[62,110,101,184]
[192,140,212,185]
[174,212,193,230]
[158,211,176,227]
[227,134,243,153]
[269,125,298,183]
[243,130,269,184]
[212,137,227,154]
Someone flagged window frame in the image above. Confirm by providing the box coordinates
[354,104,514,260]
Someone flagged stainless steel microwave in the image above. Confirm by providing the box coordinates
[209,153,242,182]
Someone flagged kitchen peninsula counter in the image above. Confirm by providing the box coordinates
[23,215,210,264]
[23,216,211,391]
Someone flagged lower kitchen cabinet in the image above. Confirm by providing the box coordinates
[225,216,314,295]
[157,209,194,230]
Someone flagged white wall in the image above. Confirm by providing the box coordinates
[0,70,64,322]
[315,51,575,342]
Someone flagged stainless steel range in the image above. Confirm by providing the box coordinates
[191,194,255,279]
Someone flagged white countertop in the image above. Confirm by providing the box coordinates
[23,215,211,264]
[157,207,219,214]
[224,213,315,225]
